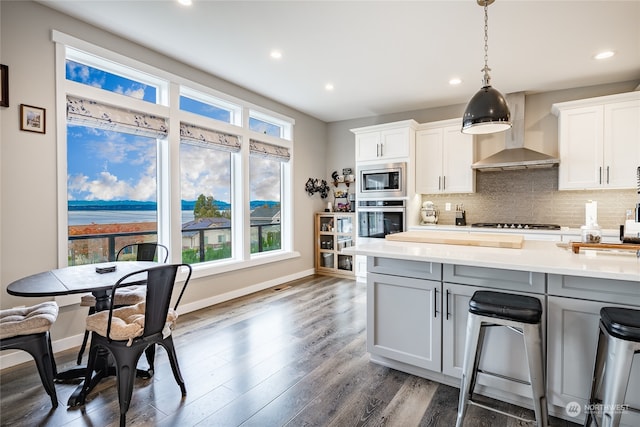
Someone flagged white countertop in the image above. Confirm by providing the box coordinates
[344,237,640,282]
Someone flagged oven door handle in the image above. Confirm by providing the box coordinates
[358,208,406,213]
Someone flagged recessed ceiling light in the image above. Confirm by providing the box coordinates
[449,78,462,86]
[594,50,615,60]
[325,83,334,91]
[177,0,192,6]
[270,50,282,59]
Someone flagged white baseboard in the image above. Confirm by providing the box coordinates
[0,269,315,370]
[177,268,315,315]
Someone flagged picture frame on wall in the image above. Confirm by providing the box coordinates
[0,64,8,107]
[20,104,46,134]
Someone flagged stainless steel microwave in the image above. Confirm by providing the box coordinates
[357,162,406,198]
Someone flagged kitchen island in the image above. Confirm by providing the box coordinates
[343,235,640,425]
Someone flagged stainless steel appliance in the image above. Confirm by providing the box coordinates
[471,223,561,230]
[357,162,406,199]
[358,200,406,238]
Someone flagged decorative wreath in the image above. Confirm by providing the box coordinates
[305,178,330,199]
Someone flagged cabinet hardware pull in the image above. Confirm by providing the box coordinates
[380,143,383,157]
[606,166,610,184]
[434,288,439,318]
[438,176,441,190]
[446,289,450,320]
[599,166,602,185]
[443,176,446,190]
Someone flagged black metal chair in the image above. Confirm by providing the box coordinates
[80,263,192,427]
[76,242,168,365]
[0,302,59,408]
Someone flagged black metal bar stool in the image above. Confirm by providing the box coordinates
[584,307,640,427]
[456,290,548,427]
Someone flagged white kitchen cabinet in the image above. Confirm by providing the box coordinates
[352,120,418,163]
[552,92,640,190]
[415,118,475,194]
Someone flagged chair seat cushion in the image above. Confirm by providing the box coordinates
[80,285,147,307]
[85,301,177,346]
[0,301,59,340]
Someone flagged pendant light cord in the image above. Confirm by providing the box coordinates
[482,0,491,87]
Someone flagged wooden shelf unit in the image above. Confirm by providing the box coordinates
[315,212,355,277]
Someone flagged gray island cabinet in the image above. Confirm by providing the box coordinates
[345,237,640,425]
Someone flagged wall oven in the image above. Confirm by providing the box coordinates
[358,200,406,239]
[357,162,406,199]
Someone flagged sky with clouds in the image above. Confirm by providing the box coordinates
[66,61,281,204]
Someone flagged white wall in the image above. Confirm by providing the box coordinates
[0,1,328,358]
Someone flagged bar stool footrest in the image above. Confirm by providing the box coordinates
[468,399,536,424]
[477,368,532,386]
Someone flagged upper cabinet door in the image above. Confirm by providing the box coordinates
[415,120,475,194]
[558,106,604,190]
[379,127,411,160]
[355,131,382,161]
[353,120,417,163]
[442,126,474,194]
[603,99,640,189]
[554,91,640,191]
[416,128,445,194]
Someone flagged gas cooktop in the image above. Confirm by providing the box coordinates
[471,223,561,230]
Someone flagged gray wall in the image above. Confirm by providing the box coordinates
[0,1,327,345]
[327,82,639,229]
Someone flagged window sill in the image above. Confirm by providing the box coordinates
[188,250,301,280]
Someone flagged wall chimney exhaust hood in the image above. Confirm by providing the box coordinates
[471,92,559,171]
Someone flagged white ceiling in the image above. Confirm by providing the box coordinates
[39,0,640,122]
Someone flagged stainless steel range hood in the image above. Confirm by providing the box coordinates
[471,92,559,171]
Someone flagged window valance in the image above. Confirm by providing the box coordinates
[66,96,168,138]
[249,139,290,162]
[179,123,241,153]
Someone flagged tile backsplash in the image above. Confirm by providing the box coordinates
[421,168,636,229]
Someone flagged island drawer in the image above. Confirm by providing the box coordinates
[548,274,640,305]
[443,264,545,294]
[367,257,441,280]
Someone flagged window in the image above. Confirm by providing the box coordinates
[179,125,236,264]
[55,31,295,273]
[181,96,231,122]
[249,156,282,253]
[67,125,158,265]
[249,110,291,139]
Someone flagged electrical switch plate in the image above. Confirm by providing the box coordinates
[445,203,451,211]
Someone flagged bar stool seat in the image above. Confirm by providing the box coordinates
[584,307,640,427]
[456,290,548,427]
[469,290,543,324]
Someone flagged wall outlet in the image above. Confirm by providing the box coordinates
[445,203,451,211]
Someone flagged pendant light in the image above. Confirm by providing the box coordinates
[461,0,511,135]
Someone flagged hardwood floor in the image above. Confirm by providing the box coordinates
[1,275,579,427]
